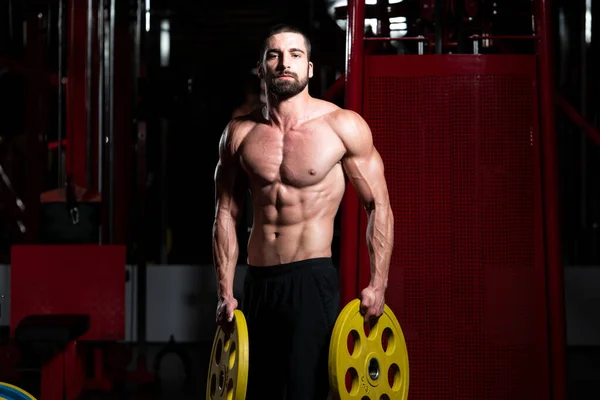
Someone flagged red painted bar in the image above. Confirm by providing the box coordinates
[340,0,365,306]
[556,93,600,146]
[364,35,538,42]
[322,74,345,103]
[535,0,567,398]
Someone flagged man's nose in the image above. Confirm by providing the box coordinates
[278,54,291,69]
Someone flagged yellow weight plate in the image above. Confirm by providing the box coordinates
[206,310,249,400]
[329,299,409,400]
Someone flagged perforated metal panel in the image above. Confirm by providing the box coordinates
[10,245,126,341]
[359,55,550,399]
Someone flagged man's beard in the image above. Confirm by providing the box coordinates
[265,71,308,100]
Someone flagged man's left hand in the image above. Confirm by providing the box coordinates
[359,285,386,322]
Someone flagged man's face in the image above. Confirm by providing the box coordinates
[259,32,313,100]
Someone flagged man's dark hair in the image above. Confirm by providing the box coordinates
[259,23,312,61]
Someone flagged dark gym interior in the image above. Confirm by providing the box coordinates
[0,0,598,399]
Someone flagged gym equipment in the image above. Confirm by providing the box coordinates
[0,342,21,382]
[0,382,37,400]
[329,299,409,400]
[154,335,194,394]
[11,245,126,400]
[206,310,249,400]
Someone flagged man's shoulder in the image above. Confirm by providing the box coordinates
[322,107,367,136]
[322,108,373,155]
[307,99,364,125]
[228,108,264,137]
[327,107,362,121]
[232,106,264,127]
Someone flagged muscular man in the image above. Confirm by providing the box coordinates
[212,24,394,400]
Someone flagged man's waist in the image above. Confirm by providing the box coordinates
[246,257,334,278]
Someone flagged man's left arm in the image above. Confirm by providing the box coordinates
[337,110,394,320]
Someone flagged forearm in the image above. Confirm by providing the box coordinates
[366,204,394,290]
[212,210,239,299]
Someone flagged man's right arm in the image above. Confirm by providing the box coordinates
[212,123,246,312]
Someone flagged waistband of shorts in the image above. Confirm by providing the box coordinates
[246,257,334,278]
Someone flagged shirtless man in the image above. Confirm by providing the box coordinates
[212,24,394,400]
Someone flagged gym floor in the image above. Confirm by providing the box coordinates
[567,347,600,400]
[83,345,600,400]
[8,342,600,399]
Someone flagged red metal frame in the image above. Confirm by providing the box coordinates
[10,245,126,341]
[63,0,101,194]
[39,341,86,400]
[11,244,125,398]
[363,35,538,42]
[61,0,132,245]
[556,94,600,146]
[361,53,549,399]
[340,0,366,307]
[535,0,567,398]
[342,0,566,398]
[0,58,59,87]
[322,74,345,103]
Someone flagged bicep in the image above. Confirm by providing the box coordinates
[214,159,247,221]
[214,125,247,220]
[338,112,389,209]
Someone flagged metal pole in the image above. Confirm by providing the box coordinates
[434,0,444,54]
[136,121,147,345]
[134,0,143,117]
[98,0,105,243]
[107,0,115,243]
[86,0,93,189]
[580,0,588,236]
[134,0,147,345]
[47,5,52,53]
[345,1,364,113]
[340,0,365,306]
[57,0,65,187]
[535,0,567,398]
[160,118,168,264]
[98,3,105,185]
[455,0,466,53]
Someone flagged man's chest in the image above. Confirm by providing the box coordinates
[239,125,345,187]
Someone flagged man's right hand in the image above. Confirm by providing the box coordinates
[216,296,238,327]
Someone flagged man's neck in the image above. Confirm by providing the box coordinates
[264,90,312,132]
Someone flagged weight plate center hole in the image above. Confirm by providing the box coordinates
[368,358,380,380]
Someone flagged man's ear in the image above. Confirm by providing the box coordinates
[257,61,264,79]
[308,61,314,79]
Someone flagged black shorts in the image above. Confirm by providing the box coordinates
[241,257,340,400]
